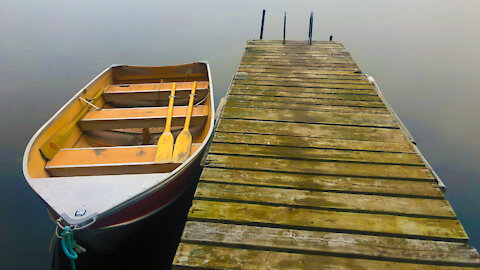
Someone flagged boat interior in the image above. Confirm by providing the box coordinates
[26,63,213,178]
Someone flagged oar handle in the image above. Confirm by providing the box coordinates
[183,81,197,129]
[164,83,176,133]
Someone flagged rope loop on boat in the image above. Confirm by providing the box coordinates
[60,226,80,270]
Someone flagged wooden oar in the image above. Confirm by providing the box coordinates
[172,81,197,163]
[154,82,176,163]
[39,89,104,161]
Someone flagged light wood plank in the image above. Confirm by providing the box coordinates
[217,118,408,142]
[45,144,201,176]
[200,168,444,198]
[188,200,468,241]
[195,182,454,218]
[79,106,209,130]
[182,222,479,265]
[174,243,480,269]
[222,107,397,128]
[205,154,434,180]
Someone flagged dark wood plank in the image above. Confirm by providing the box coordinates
[205,154,434,181]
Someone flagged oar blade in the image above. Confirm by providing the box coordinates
[172,130,192,163]
[154,132,174,163]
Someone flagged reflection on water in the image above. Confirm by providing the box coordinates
[1,1,479,269]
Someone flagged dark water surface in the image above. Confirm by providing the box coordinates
[1,1,479,269]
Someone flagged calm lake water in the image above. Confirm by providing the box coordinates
[1,1,479,269]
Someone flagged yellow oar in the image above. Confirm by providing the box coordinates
[154,82,176,163]
[39,89,104,161]
[172,81,197,163]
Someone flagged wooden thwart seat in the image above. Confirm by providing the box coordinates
[45,144,201,177]
[103,81,209,106]
[79,105,209,130]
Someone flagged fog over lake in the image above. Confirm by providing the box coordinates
[1,1,479,269]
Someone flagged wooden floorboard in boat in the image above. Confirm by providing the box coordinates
[173,40,480,268]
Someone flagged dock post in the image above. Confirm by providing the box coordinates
[308,11,313,44]
[283,11,286,44]
[260,10,266,40]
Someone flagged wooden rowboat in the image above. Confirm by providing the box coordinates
[22,63,214,244]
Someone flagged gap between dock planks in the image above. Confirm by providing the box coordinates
[173,40,480,268]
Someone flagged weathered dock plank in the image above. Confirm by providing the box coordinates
[188,200,467,241]
[195,182,454,218]
[217,119,408,142]
[174,244,480,270]
[200,168,444,198]
[180,222,480,265]
[209,143,423,165]
[226,99,390,114]
[213,132,414,152]
[173,40,480,268]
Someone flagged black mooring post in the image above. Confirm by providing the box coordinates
[283,11,286,44]
[330,35,333,41]
[260,10,266,40]
[308,12,313,45]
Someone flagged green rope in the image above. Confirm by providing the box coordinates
[60,226,78,270]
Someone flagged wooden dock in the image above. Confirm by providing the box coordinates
[173,40,480,269]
